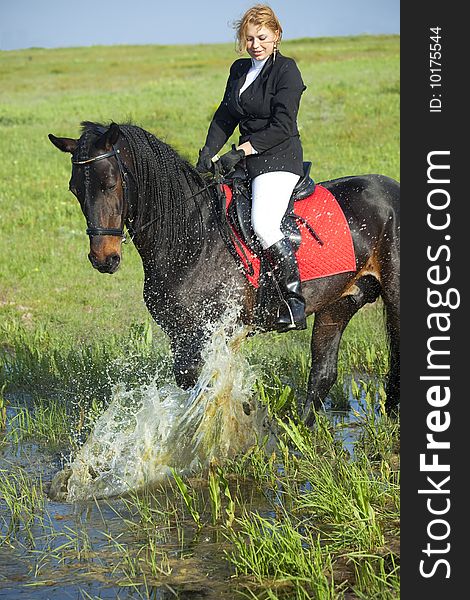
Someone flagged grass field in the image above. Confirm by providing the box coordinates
[0,35,399,598]
[0,35,398,340]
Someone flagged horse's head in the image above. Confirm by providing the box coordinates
[49,123,128,274]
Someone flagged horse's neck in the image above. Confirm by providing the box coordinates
[130,182,222,273]
[131,176,247,328]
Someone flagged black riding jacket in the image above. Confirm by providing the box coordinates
[203,52,306,178]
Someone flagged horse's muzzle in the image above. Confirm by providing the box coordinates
[88,252,121,274]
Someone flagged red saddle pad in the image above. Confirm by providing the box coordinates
[224,183,356,289]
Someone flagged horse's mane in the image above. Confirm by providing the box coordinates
[79,121,206,251]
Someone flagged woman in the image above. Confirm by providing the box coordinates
[196,4,307,332]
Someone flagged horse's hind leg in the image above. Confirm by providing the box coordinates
[383,301,399,414]
[303,275,381,426]
[380,267,400,414]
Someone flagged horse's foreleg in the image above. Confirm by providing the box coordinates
[303,275,381,426]
[143,283,207,389]
[172,329,206,389]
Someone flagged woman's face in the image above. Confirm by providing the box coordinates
[245,24,279,61]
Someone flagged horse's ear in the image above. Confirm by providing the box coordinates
[48,134,78,153]
[94,122,120,151]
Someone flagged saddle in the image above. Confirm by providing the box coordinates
[226,161,317,255]
[218,163,357,329]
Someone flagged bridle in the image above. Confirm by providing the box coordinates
[71,142,239,261]
[71,144,218,243]
[70,138,268,282]
[72,146,129,242]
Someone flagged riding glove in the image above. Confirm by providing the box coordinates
[196,146,213,173]
[218,145,246,175]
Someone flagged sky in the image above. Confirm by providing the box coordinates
[0,0,399,51]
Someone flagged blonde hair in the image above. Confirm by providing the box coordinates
[234,4,283,54]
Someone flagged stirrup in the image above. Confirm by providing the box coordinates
[274,299,307,332]
[275,317,307,333]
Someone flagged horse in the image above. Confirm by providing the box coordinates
[48,121,400,424]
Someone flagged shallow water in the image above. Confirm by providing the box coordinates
[0,309,376,598]
[1,308,277,597]
[0,411,368,600]
[1,433,272,599]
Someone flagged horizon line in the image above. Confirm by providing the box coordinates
[0,32,400,53]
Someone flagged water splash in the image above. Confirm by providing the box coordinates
[50,308,274,502]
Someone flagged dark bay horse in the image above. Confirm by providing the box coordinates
[49,122,400,423]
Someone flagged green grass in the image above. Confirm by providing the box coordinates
[0,35,399,598]
[223,409,399,599]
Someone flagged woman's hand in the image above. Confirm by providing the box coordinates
[218,145,246,175]
[196,146,213,173]
[236,141,255,156]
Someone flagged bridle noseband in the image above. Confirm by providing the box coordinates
[72,146,129,241]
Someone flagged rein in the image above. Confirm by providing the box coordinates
[132,179,219,238]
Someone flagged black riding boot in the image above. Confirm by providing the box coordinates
[263,238,307,332]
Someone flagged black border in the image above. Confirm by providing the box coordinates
[401,3,465,597]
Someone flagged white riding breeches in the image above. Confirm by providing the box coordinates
[251,171,301,249]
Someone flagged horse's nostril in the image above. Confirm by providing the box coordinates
[88,252,121,273]
[107,254,121,269]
